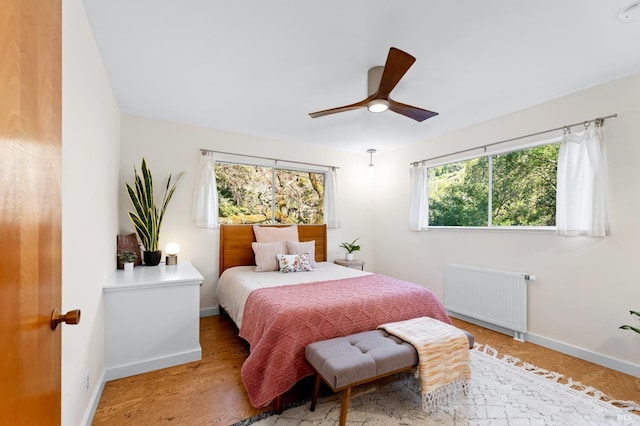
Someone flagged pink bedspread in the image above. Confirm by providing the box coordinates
[238,273,451,408]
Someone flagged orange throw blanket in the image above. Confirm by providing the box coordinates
[239,274,452,408]
[379,316,471,413]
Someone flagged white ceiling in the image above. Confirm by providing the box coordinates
[82,0,640,154]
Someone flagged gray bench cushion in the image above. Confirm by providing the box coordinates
[305,330,418,389]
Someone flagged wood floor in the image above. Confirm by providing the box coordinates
[92,315,639,425]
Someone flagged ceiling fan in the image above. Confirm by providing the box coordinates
[309,47,438,122]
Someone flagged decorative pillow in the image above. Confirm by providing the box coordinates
[286,240,316,267]
[277,253,312,273]
[277,254,299,273]
[253,225,299,243]
[252,241,287,272]
[298,253,312,271]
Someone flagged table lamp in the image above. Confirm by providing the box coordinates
[165,242,180,265]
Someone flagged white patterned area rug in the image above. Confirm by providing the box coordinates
[235,345,640,426]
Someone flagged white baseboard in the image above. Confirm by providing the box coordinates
[86,349,203,424]
[82,369,105,426]
[525,333,640,378]
[200,307,219,317]
[104,348,202,382]
[448,312,640,378]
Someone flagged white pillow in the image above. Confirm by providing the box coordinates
[286,240,316,267]
[277,253,312,273]
[252,241,287,272]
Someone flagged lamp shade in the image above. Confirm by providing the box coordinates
[165,242,180,256]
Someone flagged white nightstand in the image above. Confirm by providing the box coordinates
[103,262,204,381]
[334,258,365,271]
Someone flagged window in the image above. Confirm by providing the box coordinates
[427,142,560,227]
[215,162,325,225]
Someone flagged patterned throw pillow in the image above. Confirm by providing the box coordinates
[286,240,316,267]
[278,253,313,273]
[298,253,312,271]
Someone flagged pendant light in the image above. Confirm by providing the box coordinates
[367,149,376,183]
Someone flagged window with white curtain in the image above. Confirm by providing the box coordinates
[411,119,611,235]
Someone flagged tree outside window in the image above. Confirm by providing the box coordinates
[428,143,559,227]
[215,162,325,225]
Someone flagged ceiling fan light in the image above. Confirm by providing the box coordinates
[367,99,389,113]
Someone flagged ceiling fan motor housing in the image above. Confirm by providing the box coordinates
[367,66,385,96]
[308,47,438,122]
[367,66,389,112]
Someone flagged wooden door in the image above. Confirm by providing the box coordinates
[0,0,63,424]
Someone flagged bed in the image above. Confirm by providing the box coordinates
[215,224,452,409]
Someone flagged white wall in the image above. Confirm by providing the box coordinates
[118,115,375,313]
[374,73,640,375]
[62,1,121,425]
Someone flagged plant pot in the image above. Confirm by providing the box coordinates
[143,250,162,266]
[123,262,134,271]
[345,253,354,261]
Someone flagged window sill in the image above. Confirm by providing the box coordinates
[425,226,556,234]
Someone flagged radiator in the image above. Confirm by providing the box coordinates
[444,263,529,341]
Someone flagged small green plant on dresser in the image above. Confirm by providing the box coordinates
[118,250,137,263]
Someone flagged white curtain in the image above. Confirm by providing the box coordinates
[191,153,219,228]
[324,167,341,229]
[556,126,610,237]
[408,164,429,231]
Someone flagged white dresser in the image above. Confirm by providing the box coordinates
[103,262,203,381]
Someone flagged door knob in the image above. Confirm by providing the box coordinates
[50,309,81,330]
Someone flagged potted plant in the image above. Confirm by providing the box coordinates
[339,238,361,261]
[126,158,184,266]
[118,250,137,271]
[620,310,640,334]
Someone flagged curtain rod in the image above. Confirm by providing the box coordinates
[410,113,618,166]
[200,148,339,170]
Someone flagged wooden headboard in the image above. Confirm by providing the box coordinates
[219,224,327,276]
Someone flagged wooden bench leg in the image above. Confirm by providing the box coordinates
[309,372,351,426]
[339,387,351,426]
[310,373,321,411]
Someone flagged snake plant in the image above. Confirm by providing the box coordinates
[126,158,184,252]
[619,310,640,334]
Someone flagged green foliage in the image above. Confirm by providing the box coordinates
[492,144,558,226]
[428,157,488,226]
[339,238,361,253]
[117,250,137,263]
[126,159,184,251]
[215,162,324,225]
[620,310,640,334]
[428,143,559,227]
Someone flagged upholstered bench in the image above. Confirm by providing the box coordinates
[305,328,474,426]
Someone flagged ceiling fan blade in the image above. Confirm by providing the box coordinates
[309,95,375,118]
[375,47,416,99]
[388,99,438,122]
